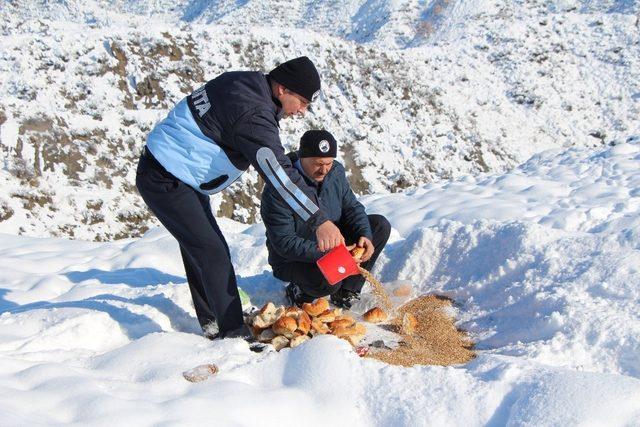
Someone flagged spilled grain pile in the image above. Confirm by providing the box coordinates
[367,295,475,367]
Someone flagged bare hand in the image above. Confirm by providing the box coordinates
[316,221,345,252]
[357,236,375,262]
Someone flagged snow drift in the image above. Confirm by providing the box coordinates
[1,140,639,425]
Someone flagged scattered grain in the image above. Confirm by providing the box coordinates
[367,295,475,367]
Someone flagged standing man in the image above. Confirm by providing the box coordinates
[135,57,345,339]
[261,130,391,309]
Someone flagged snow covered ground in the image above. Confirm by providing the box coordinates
[1,140,639,425]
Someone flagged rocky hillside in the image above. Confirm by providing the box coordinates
[0,1,638,240]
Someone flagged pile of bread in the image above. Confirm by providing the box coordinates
[248,299,388,351]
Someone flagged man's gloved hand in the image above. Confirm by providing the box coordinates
[316,220,345,252]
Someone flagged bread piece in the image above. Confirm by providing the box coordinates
[183,364,218,383]
[363,307,387,323]
[392,284,412,297]
[401,313,417,335]
[253,302,280,328]
[274,306,286,320]
[329,318,355,330]
[259,302,276,316]
[351,246,365,260]
[284,306,303,318]
[331,324,359,337]
[271,335,289,351]
[335,314,355,324]
[311,318,330,335]
[258,328,277,343]
[316,309,336,323]
[331,326,350,337]
[253,316,271,329]
[272,316,297,338]
[354,323,367,336]
[302,298,330,317]
[296,311,312,335]
[290,335,310,348]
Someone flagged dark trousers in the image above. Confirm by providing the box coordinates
[274,214,391,298]
[135,148,244,336]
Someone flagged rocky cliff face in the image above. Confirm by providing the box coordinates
[1,1,638,240]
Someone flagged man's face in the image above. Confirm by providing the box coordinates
[278,88,310,118]
[301,157,334,182]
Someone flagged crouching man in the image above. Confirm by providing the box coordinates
[260,130,391,309]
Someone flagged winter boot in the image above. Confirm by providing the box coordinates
[330,288,360,309]
[285,282,315,307]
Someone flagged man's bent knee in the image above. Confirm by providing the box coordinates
[369,214,391,236]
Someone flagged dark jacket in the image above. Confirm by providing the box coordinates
[146,71,327,230]
[261,152,373,273]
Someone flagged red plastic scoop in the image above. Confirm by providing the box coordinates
[316,244,360,286]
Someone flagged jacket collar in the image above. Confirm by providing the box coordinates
[294,158,314,182]
[288,152,316,187]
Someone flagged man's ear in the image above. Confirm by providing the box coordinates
[273,82,285,97]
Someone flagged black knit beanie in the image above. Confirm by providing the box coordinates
[269,56,321,102]
[299,130,337,158]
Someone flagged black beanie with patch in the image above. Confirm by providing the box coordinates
[269,56,321,102]
[299,130,337,158]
